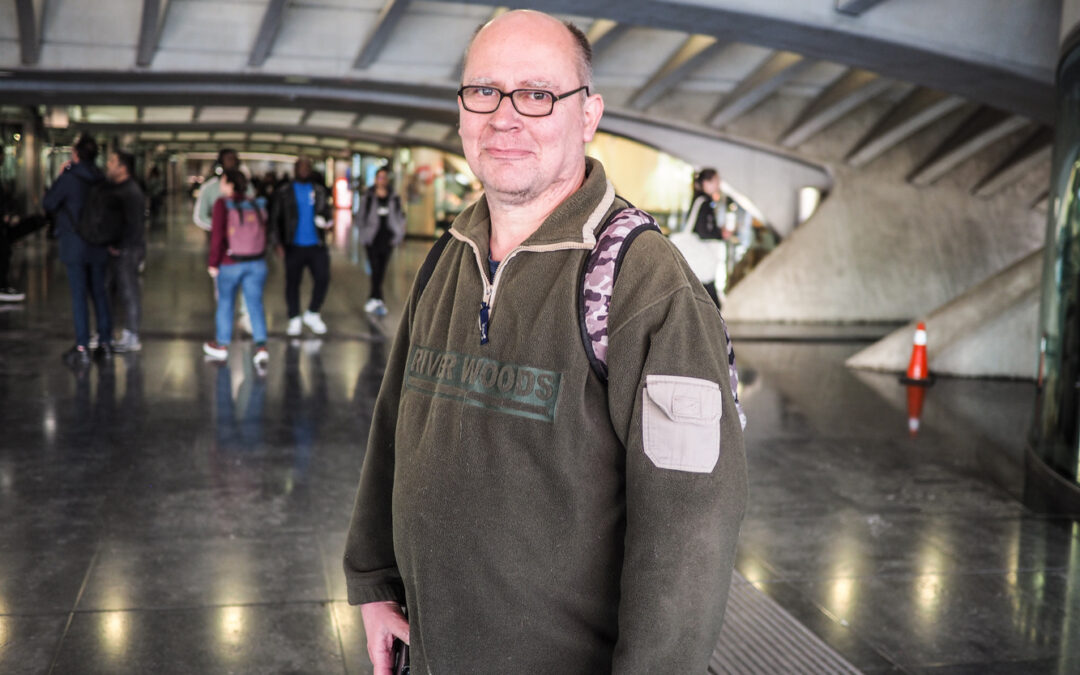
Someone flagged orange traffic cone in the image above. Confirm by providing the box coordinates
[899,322,935,386]
[906,384,926,436]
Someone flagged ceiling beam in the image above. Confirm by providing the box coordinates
[908,107,1030,186]
[452,6,507,79]
[586,19,629,59]
[420,0,1054,124]
[15,0,45,66]
[846,87,966,166]
[707,51,815,128]
[354,0,412,70]
[0,72,460,124]
[971,125,1053,198]
[835,0,890,16]
[69,121,465,156]
[249,0,291,67]
[1030,188,1050,213]
[630,35,724,111]
[779,68,892,148]
[136,0,172,67]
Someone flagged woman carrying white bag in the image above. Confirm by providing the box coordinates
[669,168,727,307]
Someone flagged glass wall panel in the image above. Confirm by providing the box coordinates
[1032,41,1080,490]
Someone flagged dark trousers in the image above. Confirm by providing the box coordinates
[110,245,145,335]
[1,214,47,287]
[65,259,111,348]
[285,245,330,318]
[366,230,394,300]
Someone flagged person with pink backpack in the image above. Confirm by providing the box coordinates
[203,169,270,369]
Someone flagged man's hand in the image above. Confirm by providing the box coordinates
[207,266,219,278]
[360,601,409,675]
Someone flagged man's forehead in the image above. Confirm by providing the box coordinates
[465,12,578,81]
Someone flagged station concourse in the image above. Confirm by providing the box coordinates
[1,1,1080,673]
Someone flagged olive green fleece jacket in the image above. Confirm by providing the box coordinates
[344,158,747,674]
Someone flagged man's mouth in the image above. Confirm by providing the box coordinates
[483,147,532,159]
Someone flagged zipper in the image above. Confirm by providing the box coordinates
[451,230,594,346]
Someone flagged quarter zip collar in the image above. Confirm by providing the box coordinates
[449,158,616,255]
[446,157,618,345]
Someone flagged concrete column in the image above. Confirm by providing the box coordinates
[16,108,44,213]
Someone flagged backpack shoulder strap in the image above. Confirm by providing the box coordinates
[414,229,454,302]
[579,205,661,382]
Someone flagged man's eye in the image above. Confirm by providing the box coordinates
[526,91,549,102]
[476,87,497,97]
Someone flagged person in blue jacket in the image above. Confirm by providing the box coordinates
[42,135,111,368]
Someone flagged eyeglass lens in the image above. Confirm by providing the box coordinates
[460,87,554,116]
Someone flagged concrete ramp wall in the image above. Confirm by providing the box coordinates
[720,97,1046,324]
[846,249,1042,379]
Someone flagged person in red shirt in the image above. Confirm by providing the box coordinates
[203,169,270,370]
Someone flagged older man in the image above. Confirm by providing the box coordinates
[344,10,746,674]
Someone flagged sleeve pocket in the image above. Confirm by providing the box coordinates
[641,375,722,473]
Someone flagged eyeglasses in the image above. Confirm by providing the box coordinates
[457,85,590,117]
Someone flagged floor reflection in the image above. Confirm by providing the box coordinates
[0,196,1077,673]
[733,339,1079,672]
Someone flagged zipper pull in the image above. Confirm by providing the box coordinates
[479,300,490,345]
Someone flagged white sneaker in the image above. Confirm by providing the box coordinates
[303,310,327,335]
[113,329,142,352]
[364,298,380,314]
[253,345,269,373]
[0,287,25,302]
[287,316,303,337]
[203,340,228,360]
[374,299,388,317]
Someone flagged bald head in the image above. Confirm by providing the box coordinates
[462,10,592,88]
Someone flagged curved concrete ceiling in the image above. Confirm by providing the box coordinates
[0,0,1060,225]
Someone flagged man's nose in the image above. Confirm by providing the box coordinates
[489,94,522,126]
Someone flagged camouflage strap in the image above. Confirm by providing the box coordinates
[580,207,747,429]
[580,208,661,381]
[720,315,747,430]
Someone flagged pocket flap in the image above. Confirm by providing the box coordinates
[644,375,722,424]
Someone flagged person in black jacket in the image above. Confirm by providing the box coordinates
[0,145,48,302]
[269,157,332,337]
[42,135,111,368]
[688,168,724,240]
[105,150,147,352]
[685,168,726,307]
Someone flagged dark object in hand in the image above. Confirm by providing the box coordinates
[392,638,409,675]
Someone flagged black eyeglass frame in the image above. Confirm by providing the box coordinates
[456,85,590,117]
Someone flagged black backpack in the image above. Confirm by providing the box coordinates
[75,182,124,246]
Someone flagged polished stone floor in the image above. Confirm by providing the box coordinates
[1,199,1077,674]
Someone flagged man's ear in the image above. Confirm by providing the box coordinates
[581,93,604,143]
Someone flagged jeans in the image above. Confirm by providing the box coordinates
[111,245,145,335]
[65,259,111,348]
[216,260,268,345]
[284,245,330,318]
